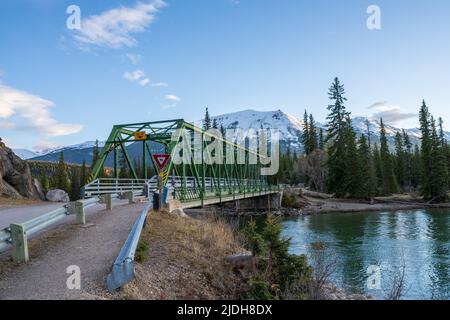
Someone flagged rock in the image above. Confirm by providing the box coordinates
[46,189,70,203]
[0,141,45,200]
[225,253,255,273]
[171,208,188,218]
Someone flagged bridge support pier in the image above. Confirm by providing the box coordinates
[234,192,283,212]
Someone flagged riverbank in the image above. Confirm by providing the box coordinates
[120,210,248,299]
[124,209,373,300]
[281,188,450,216]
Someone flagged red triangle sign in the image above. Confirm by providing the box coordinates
[152,154,171,170]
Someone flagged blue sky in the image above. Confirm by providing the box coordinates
[1,0,450,151]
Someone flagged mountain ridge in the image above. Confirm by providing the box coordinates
[14,109,450,163]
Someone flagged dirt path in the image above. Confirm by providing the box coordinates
[0,202,145,300]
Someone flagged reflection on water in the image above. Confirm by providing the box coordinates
[282,209,450,300]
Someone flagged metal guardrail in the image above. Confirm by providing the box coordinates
[106,201,152,292]
[0,228,11,252]
[0,191,139,263]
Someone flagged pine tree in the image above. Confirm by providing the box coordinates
[70,167,81,201]
[419,101,433,199]
[325,77,354,197]
[119,149,129,179]
[379,119,398,195]
[394,132,406,191]
[308,114,318,153]
[302,110,310,155]
[429,116,448,201]
[344,118,363,198]
[203,108,212,130]
[80,160,87,187]
[411,144,421,189]
[319,128,325,150]
[401,130,413,192]
[358,134,377,199]
[212,118,219,129]
[56,151,70,193]
[92,140,100,167]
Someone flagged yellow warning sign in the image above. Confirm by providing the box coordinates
[133,131,147,141]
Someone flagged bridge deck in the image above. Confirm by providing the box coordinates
[181,190,280,209]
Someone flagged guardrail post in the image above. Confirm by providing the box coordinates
[104,194,112,211]
[11,224,29,263]
[126,191,134,204]
[75,201,86,225]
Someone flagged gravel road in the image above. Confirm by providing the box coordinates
[0,202,145,300]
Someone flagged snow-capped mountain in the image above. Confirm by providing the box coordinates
[207,109,304,151]
[12,149,39,160]
[13,109,450,162]
[206,109,450,152]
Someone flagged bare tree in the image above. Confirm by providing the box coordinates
[385,254,407,300]
[296,150,328,192]
[309,241,338,300]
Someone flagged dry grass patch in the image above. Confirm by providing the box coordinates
[122,211,248,300]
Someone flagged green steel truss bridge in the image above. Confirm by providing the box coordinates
[83,120,281,208]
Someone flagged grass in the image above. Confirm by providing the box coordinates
[122,210,248,300]
[0,196,46,208]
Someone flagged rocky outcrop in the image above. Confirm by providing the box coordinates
[0,139,45,200]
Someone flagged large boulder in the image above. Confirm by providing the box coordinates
[0,140,45,200]
[46,189,70,203]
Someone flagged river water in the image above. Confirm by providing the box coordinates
[282,209,450,300]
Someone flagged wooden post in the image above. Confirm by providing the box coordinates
[11,224,29,263]
[75,201,86,225]
[104,194,112,211]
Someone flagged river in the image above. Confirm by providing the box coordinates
[282,209,450,300]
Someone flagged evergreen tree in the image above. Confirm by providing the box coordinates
[325,77,354,197]
[302,110,310,155]
[411,144,422,189]
[92,140,100,167]
[203,108,212,130]
[429,116,448,201]
[119,149,129,179]
[56,151,70,193]
[394,131,406,191]
[344,118,363,198]
[402,130,413,192]
[70,167,81,201]
[212,118,219,129]
[379,119,398,195]
[80,160,87,187]
[308,114,318,153]
[358,134,377,199]
[419,100,433,199]
[319,128,325,150]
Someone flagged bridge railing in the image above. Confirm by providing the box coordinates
[0,192,138,263]
[83,178,150,198]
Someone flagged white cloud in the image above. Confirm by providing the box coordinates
[73,0,166,49]
[126,53,142,65]
[0,84,83,137]
[139,78,150,87]
[123,70,146,81]
[368,101,417,126]
[165,94,181,102]
[123,69,150,86]
[151,82,168,88]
